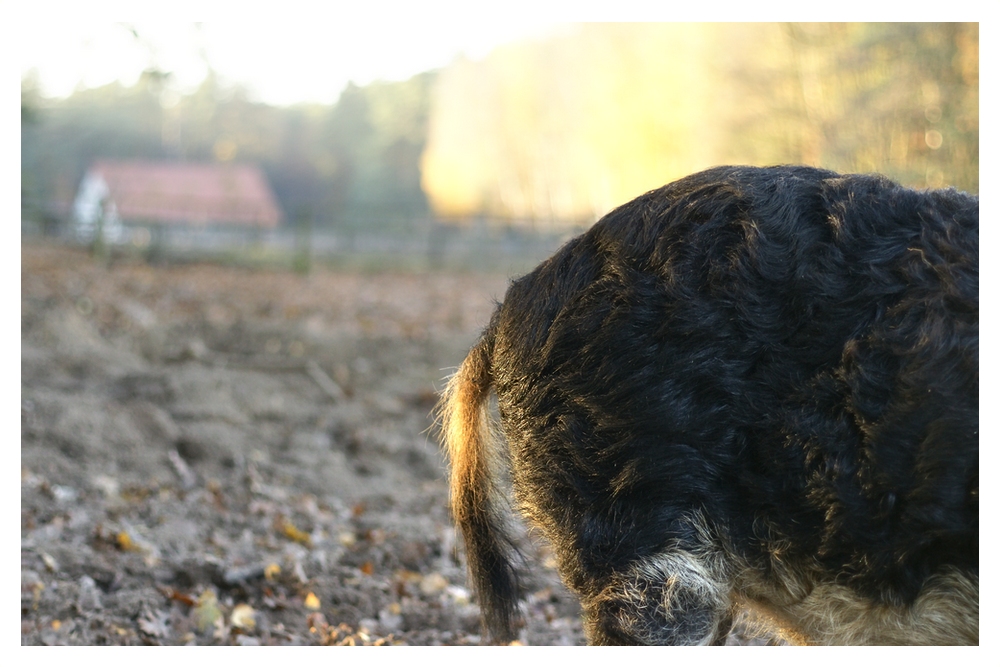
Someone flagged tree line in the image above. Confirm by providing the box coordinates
[422,23,978,222]
[21,67,435,231]
[22,23,978,231]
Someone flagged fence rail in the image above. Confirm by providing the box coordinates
[21,216,582,274]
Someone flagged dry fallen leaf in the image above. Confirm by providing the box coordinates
[212,616,228,641]
[29,581,44,610]
[280,520,312,547]
[419,572,448,595]
[157,585,196,606]
[360,561,374,576]
[306,612,328,634]
[230,603,256,630]
[264,563,281,581]
[116,531,135,551]
[40,552,59,572]
[192,589,222,634]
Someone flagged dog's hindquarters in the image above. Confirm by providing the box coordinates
[440,167,978,646]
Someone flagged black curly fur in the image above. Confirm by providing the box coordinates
[441,165,978,645]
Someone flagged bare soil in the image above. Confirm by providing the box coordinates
[20,241,585,646]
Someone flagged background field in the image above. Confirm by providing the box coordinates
[21,240,594,645]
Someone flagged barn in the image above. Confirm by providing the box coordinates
[71,160,283,244]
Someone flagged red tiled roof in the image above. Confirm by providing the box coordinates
[90,160,282,228]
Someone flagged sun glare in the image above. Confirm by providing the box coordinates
[20,19,563,106]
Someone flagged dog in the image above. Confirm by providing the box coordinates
[439,165,978,645]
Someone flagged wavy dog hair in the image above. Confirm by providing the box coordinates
[439,166,978,645]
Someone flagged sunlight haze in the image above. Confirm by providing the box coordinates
[20,19,565,106]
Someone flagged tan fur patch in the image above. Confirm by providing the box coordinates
[439,348,496,521]
[735,566,978,645]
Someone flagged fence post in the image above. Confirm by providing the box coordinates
[294,207,312,274]
[92,197,109,265]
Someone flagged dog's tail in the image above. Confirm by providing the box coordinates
[438,316,521,643]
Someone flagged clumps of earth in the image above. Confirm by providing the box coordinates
[21,241,767,645]
[20,241,586,646]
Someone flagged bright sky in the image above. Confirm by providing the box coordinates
[18,13,567,106]
[21,2,977,107]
